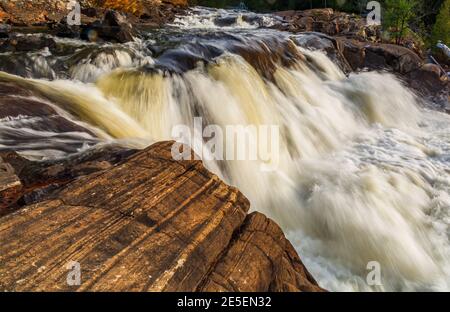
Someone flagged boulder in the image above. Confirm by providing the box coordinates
[299,16,315,31]
[407,63,449,95]
[51,23,82,39]
[0,141,323,292]
[291,32,353,73]
[0,145,137,210]
[365,44,423,74]
[0,34,57,53]
[294,33,336,52]
[274,8,378,42]
[336,38,423,74]
[336,38,366,70]
[51,13,98,39]
[0,156,22,213]
[81,10,138,43]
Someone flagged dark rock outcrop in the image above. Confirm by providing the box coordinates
[294,32,424,75]
[0,24,10,38]
[0,79,137,214]
[274,9,380,42]
[0,33,57,53]
[335,38,448,98]
[407,63,448,96]
[336,39,424,74]
[294,32,448,99]
[0,141,323,292]
[0,145,138,215]
[80,9,137,43]
[0,81,94,134]
[0,156,22,211]
[0,0,187,28]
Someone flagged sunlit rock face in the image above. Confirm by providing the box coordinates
[0,141,324,292]
[0,0,188,25]
[0,3,448,292]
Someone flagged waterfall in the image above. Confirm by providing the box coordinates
[0,9,449,291]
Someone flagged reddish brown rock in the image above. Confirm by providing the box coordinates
[0,0,187,30]
[0,0,69,26]
[0,144,137,212]
[407,63,449,95]
[200,212,324,292]
[274,8,377,42]
[0,6,9,24]
[0,141,323,292]
[0,156,22,213]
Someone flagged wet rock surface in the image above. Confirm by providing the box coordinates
[294,32,448,100]
[0,33,57,53]
[80,9,138,43]
[0,79,120,214]
[0,141,323,292]
[0,81,96,134]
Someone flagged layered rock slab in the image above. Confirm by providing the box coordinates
[0,141,322,292]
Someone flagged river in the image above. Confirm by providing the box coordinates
[0,7,449,291]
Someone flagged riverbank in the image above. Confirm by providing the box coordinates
[0,0,188,26]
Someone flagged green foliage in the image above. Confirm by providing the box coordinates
[190,0,445,49]
[430,0,450,46]
[383,0,418,44]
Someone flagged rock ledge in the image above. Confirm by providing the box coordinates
[0,141,323,292]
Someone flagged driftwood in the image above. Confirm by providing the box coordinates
[0,141,323,292]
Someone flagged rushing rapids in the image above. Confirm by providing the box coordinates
[0,7,449,291]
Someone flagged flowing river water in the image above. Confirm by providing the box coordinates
[0,7,449,291]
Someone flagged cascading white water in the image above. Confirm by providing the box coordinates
[170,6,279,29]
[1,8,449,292]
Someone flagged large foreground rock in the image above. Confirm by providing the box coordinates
[0,141,323,292]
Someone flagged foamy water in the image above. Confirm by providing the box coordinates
[0,8,449,292]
